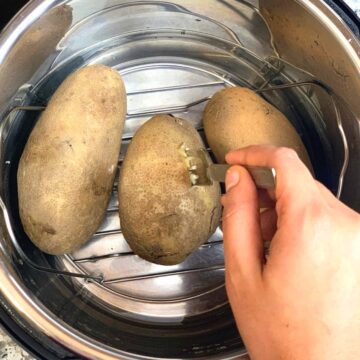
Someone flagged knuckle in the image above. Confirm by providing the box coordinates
[225,276,236,299]
[222,198,255,221]
[296,197,329,226]
[225,270,240,293]
[308,199,329,218]
[273,147,298,163]
[225,270,254,302]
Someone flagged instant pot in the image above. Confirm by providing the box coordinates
[0,1,359,359]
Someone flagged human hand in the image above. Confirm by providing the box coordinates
[221,145,360,360]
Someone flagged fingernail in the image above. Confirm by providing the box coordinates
[225,169,240,191]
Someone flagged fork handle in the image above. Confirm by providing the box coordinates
[208,164,276,189]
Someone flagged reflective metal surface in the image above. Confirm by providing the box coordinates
[261,0,360,210]
[0,3,72,109]
[0,0,358,359]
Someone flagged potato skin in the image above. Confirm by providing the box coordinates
[203,87,313,170]
[17,65,126,255]
[119,115,221,265]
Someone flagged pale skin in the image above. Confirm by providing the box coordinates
[221,145,360,360]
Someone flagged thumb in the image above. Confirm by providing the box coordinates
[221,166,263,282]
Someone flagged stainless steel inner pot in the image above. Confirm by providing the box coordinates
[0,1,359,359]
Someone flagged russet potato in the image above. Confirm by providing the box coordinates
[119,114,221,265]
[203,87,313,170]
[17,65,126,255]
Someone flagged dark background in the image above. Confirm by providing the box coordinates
[0,0,29,30]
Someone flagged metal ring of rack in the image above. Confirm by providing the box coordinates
[0,79,349,283]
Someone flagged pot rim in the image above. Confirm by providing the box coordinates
[0,0,358,359]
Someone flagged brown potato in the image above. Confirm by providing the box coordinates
[203,87,313,170]
[17,65,126,255]
[119,114,221,265]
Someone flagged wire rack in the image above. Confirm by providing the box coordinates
[0,65,349,295]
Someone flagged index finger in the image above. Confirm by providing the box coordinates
[225,145,316,207]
